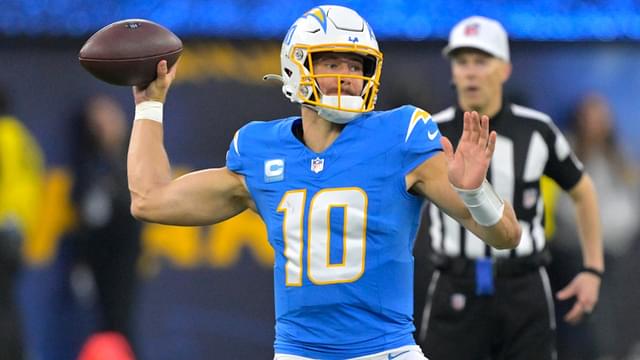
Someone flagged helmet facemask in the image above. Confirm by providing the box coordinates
[293,46,382,123]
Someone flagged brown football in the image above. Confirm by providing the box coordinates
[79,19,183,86]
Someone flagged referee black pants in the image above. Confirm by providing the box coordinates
[418,267,556,360]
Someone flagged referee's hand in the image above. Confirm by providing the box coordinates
[556,272,601,324]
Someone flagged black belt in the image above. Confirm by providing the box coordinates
[430,251,551,278]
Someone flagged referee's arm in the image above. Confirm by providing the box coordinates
[556,173,604,324]
[569,173,604,272]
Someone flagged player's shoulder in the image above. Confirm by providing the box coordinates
[366,105,433,131]
[373,104,430,120]
[237,116,293,136]
[363,105,442,149]
[232,116,296,155]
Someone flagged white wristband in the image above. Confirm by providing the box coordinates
[453,179,505,227]
[134,101,163,124]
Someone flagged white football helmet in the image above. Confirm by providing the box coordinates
[277,5,383,124]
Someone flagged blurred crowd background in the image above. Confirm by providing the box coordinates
[1,1,639,359]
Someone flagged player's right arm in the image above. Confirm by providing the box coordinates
[128,60,254,226]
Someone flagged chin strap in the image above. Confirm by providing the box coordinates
[317,107,360,124]
[317,95,364,124]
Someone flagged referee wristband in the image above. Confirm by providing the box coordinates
[134,101,163,124]
[580,267,604,279]
[453,179,505,227]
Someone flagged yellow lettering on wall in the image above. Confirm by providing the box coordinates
[206,210,273,268]
[138,224,204,277]
[25,168,274,274]
[176,42,280,85]
[139,210,273,276]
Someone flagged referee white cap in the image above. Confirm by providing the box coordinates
[443,16,510,62]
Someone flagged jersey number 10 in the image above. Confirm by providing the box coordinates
[277,188,368,286]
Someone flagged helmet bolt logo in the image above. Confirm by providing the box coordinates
[300,87,309,96]
[294,49,305,61]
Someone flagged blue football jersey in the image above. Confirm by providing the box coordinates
[226,105,442,359]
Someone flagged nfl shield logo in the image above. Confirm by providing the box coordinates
[310,157,324,173]
[522,188,538,209]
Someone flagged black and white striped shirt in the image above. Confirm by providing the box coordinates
[428,103,584,259]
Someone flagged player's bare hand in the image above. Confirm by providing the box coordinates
[133,59,179,105]
[556,272,601,325]
[441,111,496,190]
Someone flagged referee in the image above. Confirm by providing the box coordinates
[417,16,604,360]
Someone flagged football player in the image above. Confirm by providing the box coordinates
[127,5,521,359]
